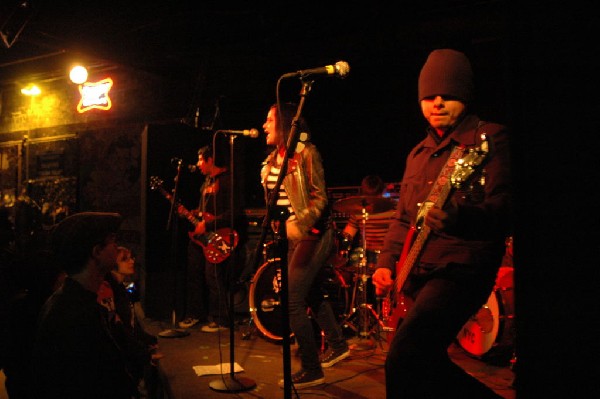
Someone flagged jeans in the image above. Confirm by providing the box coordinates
[287,228,346,372]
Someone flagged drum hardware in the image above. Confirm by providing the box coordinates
[337,197,387,348]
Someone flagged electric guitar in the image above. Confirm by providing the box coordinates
[149,176,238,264]
[381,136,489,342]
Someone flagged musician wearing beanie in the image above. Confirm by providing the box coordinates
[372,49,512,398]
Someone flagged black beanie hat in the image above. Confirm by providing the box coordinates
[418,49,474,103]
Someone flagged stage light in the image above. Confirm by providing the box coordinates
[20,84,40,96]
[69,65,88,84]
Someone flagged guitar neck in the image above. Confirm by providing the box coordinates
[157,188,201,227]
[392,181,452,293]
[392,225,430,293]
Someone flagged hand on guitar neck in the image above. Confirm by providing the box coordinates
[180,208,216,236]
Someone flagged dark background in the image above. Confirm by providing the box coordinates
[2,2,599,397]
[1,1,514,205]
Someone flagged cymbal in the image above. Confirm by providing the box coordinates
[333,195,395,215]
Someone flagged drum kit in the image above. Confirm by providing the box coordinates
[332,195,396,344]
[247,196,516,364]
[247,195,396,344]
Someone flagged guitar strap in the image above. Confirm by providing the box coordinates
[417,143,467,223]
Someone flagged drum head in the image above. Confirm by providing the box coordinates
[248,259,291,341]
[457,290,500,357]
[248,259,350,342]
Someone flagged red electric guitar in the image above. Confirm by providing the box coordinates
[381,137,489,343]
[150,176,238,264]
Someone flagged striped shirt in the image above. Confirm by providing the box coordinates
[265,164,296,221]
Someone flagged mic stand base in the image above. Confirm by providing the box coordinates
[158,328,190,338]
[209,375,256,392]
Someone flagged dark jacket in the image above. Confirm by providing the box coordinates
[378,114,512,271]
[261,142,333,264]
[32,277,137,399]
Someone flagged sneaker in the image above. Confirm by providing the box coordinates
[278,369,325,389]
[320,346,350,368]
[201,321,228,333]
[178,318,200,329]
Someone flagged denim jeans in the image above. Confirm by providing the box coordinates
[287,228,346,372]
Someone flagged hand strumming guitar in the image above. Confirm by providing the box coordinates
[193,219,206,235]
[372,268,394,297]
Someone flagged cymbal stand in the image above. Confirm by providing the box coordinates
[343,203,381,349]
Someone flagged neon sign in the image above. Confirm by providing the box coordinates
[77,77,113,113]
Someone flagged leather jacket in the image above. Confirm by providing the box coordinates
[261,142,333,261]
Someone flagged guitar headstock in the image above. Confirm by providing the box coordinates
[451,134,489,188]
[149,176,164,190]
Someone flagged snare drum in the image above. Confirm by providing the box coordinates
[457,266,515,362]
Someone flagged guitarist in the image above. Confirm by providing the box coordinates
[178,145,245,332]
[371,49,512,399]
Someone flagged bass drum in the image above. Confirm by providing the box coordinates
[457,266,515,363]
[249,259,351,341]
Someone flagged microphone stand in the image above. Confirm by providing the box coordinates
[251,79,314,399]
[209,134,256,392]
[158,159,190,338]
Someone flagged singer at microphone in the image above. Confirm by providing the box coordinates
[281,60,350,79]
[217,128,260,138]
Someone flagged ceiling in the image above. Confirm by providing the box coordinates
[1,1,512,187]
[1,1,509,79]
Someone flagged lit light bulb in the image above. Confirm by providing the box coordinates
[69,65,88,84]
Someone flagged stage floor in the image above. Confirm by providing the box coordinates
[146,313,516,399]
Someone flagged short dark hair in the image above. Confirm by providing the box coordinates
[197,145,213,160]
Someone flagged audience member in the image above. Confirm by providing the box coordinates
[98,246,163,398]
[31,212,139,399]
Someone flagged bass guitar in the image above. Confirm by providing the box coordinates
[381,136,489,342]
[149,176,238,264]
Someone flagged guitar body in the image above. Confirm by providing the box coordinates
[383,292,413,344]
[381,226,417,344]
[188,227,239,264]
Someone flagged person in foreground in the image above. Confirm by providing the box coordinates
[31,212,139,399]
[261,102,349,389]
[371,48,512,398]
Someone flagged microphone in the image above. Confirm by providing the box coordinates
[170,157,182,166]
[218,128,260,138]
[187,164,198,173]
[281,60,350,79]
